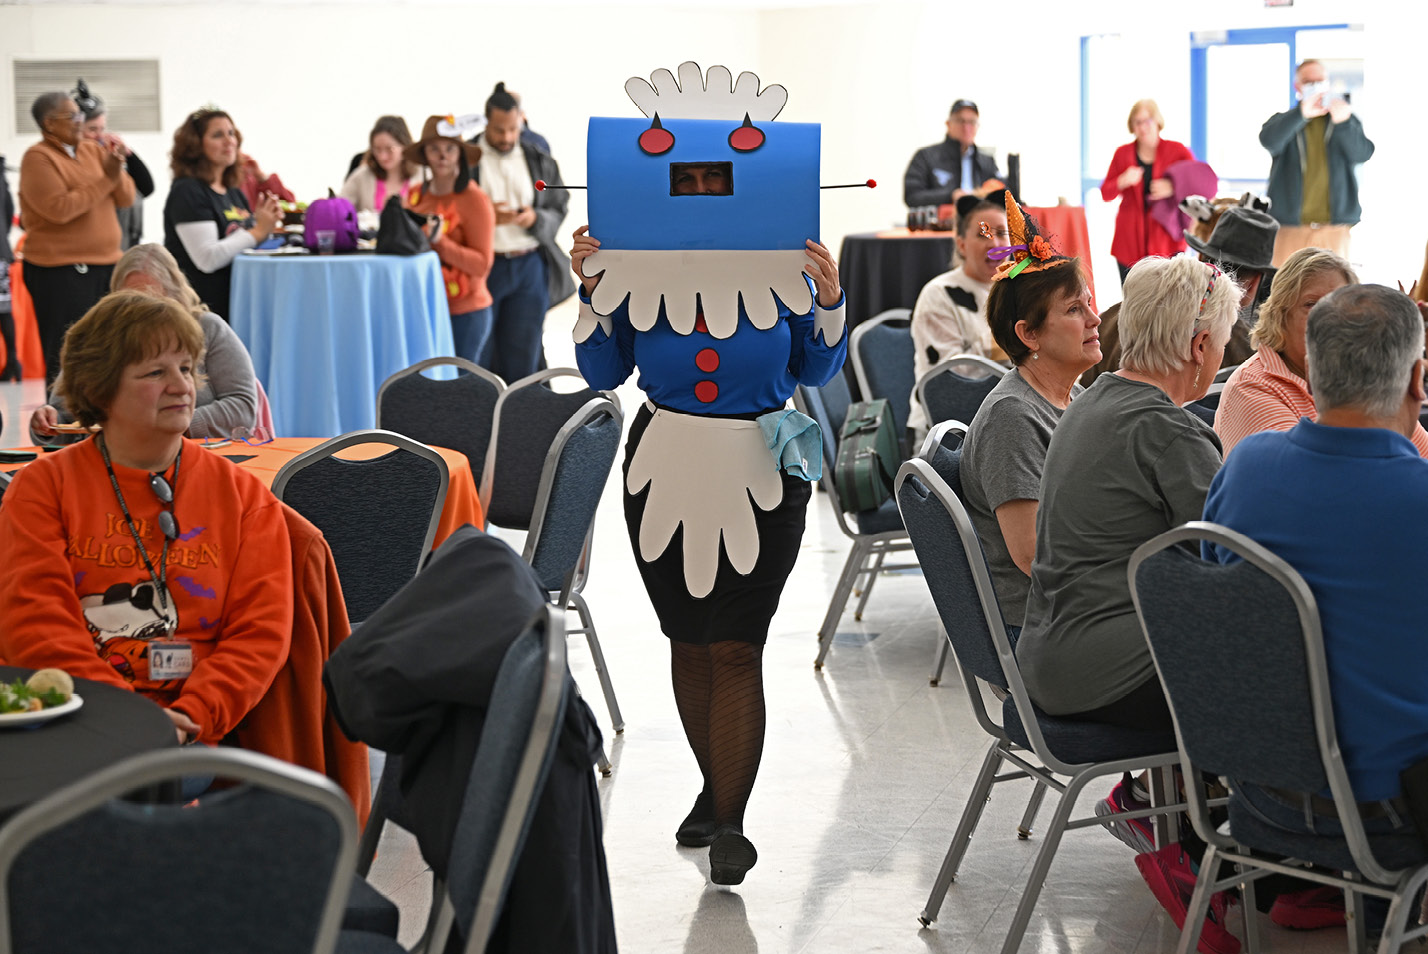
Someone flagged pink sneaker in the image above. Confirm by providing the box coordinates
[1135,843,1241,954]
[1269,885,1345,930]
[1096,778,1156,854]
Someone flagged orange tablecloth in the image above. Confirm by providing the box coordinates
[219,437,483,546]
[1,437,484,546]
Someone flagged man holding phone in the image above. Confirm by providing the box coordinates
[1260,59,1374,267]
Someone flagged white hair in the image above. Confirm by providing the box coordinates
[1120,256,1242,377]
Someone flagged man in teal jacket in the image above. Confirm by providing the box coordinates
[1260,59,1374,267]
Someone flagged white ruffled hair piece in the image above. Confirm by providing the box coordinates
[624,62,788,123]
[582,249,813,339]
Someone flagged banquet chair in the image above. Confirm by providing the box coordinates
[1130,523,1428,954]
[342,606,571,954]
[915,354,1007,431]
[849,308,915,438]
[894,458,1190,953]
[272,429,448,626]
[376,357,505,486]
[482,370,623,738]
[915,419,967,687]
[793,376,917,670]
[0,747,357,954]
[1184,382,1226,427]
[522,397,625,736]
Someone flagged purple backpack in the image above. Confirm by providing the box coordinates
[302,195,359,252]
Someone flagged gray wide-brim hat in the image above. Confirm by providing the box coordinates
[1184,206,1279,272]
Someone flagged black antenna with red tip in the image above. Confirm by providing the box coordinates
[821,179,877,190]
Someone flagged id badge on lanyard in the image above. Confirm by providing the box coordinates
[148,641,193,681]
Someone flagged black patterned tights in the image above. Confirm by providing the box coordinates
[670,640,766,829]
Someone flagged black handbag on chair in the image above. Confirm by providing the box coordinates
[375,195,432,255]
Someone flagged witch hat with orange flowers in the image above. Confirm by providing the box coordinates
[981,190,1070,281]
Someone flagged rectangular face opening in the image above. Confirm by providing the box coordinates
[669,161,734,196]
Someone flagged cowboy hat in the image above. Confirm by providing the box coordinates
[404,114,483,167]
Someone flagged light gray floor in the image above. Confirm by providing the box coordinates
[0,310,1359,953]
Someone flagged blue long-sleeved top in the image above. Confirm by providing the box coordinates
[575,277,847,415]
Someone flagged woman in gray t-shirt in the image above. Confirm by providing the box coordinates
[1018,255,1241,727]
[960,258,1101,629]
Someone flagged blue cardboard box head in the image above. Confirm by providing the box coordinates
[587,62,820,252]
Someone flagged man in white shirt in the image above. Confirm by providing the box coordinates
[471,83,574,381]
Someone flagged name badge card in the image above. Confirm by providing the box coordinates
[149,641,193,680]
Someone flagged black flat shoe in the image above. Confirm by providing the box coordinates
[709,825,757,885]
[0,360,19,383]
[676,789,717,847]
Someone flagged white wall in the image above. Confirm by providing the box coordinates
[2,0,1420,296]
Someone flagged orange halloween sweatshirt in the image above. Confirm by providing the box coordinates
[0,438,293,743]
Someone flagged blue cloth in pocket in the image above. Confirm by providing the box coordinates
[757,409,822,481]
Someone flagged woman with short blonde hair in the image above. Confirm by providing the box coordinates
[1120,254,1240,380]
[31,244,260,444]
[1214,246,1428,457]
[1250,247,1357,353]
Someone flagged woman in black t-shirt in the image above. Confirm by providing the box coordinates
[163,109,281,320]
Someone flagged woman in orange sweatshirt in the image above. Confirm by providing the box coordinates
[0,291,293,747]
[405,116,496,366]
[17,91,135,385]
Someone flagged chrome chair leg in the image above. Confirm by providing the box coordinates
[815,541,867,669]
[920,741,1005,926]
[853,548,887,619]
[929,627,950,686]
[572,592,623,734]
[1016,783,1048,839]
[996,769,1095,954]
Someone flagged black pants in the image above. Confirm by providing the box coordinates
[23,261,113,386]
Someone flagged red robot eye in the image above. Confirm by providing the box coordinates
[638,114,675,155]
[728,114,765,152]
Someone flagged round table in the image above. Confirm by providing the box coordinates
[838,230,954,330]
[0,666,177,823]
[230,251,456,438]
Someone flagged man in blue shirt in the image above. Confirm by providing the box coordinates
[1201,283,1428,928]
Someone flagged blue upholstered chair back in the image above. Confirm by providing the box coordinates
[920,363,1004,430]
[851,311,915,432]
[0,748,355,954]
[485,371,606,532]
[376,358,504,483]
[525,400,624,593]
[446,606,569,953]
[1130,527,1328,795]
[895,459,1007,690]
[273,430,448,625]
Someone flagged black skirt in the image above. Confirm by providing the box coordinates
[622,403,812,646]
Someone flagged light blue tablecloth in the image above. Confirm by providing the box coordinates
[230,251,455,437]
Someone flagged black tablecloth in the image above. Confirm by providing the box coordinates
[838,231,955,330]
[0,665,177,823]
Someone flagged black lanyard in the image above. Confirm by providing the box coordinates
[97,435,180,630]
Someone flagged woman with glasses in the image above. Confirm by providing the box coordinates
[17,90,136,385]
[29,244,261,445]
[908,194,1010,436]
[0,291,293,747]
